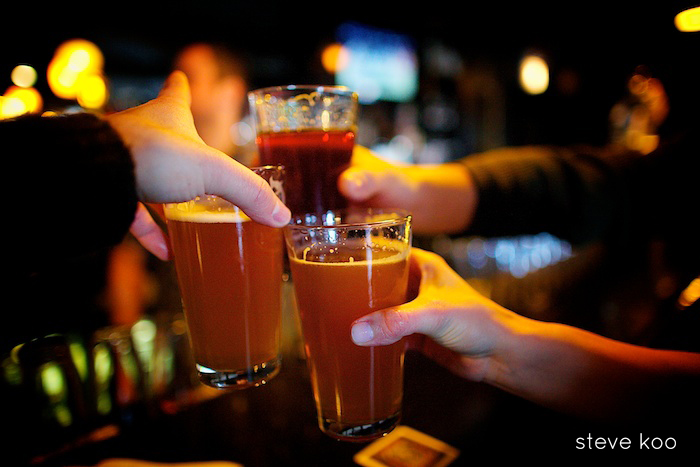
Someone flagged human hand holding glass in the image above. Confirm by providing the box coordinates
[338,146,476,235]
[351,248,700,420]
[105,71,291,260]
[165,166,286,389]
[284,208,412,441]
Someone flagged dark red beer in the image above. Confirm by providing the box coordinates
[256,129,355,215]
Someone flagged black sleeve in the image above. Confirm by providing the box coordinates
[459,136,698,250]
[5,112,138,274]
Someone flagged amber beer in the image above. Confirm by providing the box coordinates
[165,190,284,389]
[285,209,412,441]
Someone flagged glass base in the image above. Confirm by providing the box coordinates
[196,356,281,389]
[320,412,400,442]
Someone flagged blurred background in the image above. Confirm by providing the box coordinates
[2,2,699,464]
[3,1,697,151]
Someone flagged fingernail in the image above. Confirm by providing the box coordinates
[351,321,374,344]
[272,202,291,226]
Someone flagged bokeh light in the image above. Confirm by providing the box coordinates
[519,54,549,95]
[321,43,350,74]
[47,39,106,106]
[11,64,38,88]
[675,6,700,32]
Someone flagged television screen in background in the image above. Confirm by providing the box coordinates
[335,22,418,104]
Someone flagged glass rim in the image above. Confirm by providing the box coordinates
[250,164,285,174]
[285,208,412,231]
[248,84,357,99]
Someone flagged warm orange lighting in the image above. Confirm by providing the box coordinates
[519,54,549,95]
[675,6,700,32]
[77,73,108,109]
[47,39,107,108]
[321,43,350,74]
[1,86,43,119]
[54,39,104,73]
[1,95,25,119]
[47,56,79,99]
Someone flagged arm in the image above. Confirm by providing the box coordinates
[339,146,477,235]
[7,71,290,271]
[340,140,697,247]
[351,249,700,421]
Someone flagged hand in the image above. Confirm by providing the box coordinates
[338,147,477,235]
[106,71,290,259]
[350,248,524,381]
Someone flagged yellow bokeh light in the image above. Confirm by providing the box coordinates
[675,6,700,32]
[54,39,104,73]
[4,86,43,114]
[519,54,549,95]
[77,73,108,109]
[1,95,26,119]
[47,39,107,108]
[321,43,350,74]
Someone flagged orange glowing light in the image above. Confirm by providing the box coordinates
[321,43,350,74]
[54,39,104,73]
[1,86,43,118]
[77,73,108,109]
[47,39,107,107]
[675,6,700,32]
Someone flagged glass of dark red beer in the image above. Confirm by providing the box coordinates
[284,208,412,442]
[164,166,285,389]
[248,85,358,216]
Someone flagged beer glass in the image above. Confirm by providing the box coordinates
[248,85,359,215]
[284,208,412,441]
[164,166,285,389]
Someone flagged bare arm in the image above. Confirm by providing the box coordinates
[352,249,700,421]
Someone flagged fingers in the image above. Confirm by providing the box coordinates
[351,300,453,347]
[129,203,170,260]
[337,167,381,202]
[205,157,291,228]
[350,248,480,348]
[338,146,401,203]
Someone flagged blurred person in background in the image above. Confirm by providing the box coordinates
[173,42,256,166]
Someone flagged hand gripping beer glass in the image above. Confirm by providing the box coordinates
[248,85,358,215]
[164,166,285,389]
[284,208,412,441]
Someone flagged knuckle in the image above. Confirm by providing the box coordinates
[380,309,411,341]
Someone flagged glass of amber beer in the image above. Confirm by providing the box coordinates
[284,208,412,441]
[248,85,358,215]
[164,166,285,389]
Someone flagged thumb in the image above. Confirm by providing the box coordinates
[351,299,455,347]
[158,70,191,106]
[338,167,384,202]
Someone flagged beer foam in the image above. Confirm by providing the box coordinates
[291,245,408,266]
[164,202,251,223]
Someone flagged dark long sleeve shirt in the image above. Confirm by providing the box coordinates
[6,112,137,347]
[460,133,699,268]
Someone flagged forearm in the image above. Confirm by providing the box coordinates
[407,162,476,235]
[485,317,700,421]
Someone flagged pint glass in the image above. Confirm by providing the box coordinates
[248,85,358,215]
[284,208,412,441]
[164,166,285,389]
